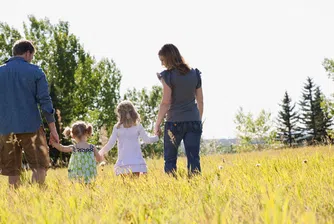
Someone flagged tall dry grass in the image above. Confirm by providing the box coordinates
[0,146,333,223]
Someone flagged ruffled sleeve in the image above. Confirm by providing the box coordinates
[195,68,202,89]
[160,70,172,88]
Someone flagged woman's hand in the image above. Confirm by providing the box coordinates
[154,123,162,137]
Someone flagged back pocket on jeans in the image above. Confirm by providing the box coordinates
[191,122,202,133]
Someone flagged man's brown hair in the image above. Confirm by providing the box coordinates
[12,39,35,56]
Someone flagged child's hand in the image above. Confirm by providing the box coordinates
[49,139,56,147]
[50,139,61,150]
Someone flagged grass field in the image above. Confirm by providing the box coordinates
[0,146,333,223]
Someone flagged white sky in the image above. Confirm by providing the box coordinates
[1,0,333,139]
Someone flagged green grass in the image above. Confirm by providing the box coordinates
[0,146,333,223]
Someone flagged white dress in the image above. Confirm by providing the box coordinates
[99,124,158,175]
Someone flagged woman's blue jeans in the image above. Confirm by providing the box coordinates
[164,121,202,175]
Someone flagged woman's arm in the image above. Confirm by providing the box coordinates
[155,79,172,135]
[195,87,204,120]
[98,126,117,156]
[50,141,73,153]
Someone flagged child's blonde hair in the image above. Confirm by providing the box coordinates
[115,100,140,128]
[63,121,93,140]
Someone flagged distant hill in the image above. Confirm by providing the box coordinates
[203,138,238,146]
[204,138,272,146]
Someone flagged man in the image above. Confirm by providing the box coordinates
[0,39,59,188]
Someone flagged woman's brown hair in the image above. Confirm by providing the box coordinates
[115,100,141,128]
[158,44,190,75]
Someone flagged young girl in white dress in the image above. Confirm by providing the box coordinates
[99,100,159,176]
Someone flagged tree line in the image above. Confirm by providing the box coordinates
[235,76,333,151]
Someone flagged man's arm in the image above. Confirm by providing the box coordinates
[35,68,59,143]
[48,122,59,144]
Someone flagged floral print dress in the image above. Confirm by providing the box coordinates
[68,144,97,183]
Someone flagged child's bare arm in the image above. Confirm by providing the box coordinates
[50,141,73,153]
[94,147,103,162]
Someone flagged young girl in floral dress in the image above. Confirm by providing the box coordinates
[50,121,103,183]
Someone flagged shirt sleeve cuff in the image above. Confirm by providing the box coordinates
[43,110,56,123]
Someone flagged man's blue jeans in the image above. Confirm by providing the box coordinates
[164,121,202,175]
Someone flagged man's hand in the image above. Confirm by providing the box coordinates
[49,130,59,145]
[48,122,59,145]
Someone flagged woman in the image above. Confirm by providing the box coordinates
[154,44,204,175]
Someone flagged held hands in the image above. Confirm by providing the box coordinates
[154,123,162,137]
[49,130,59,145]
[49,138,59,148]
[48,122,59,145]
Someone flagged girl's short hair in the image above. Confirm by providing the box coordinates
[115,100,141,128]
[158,44,190,75]
[63,121,93,139]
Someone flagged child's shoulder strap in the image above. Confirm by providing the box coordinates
[72,145,79,153]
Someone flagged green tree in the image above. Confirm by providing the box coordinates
[320,96,334,139]
[95,58,122,135]
[234,107,254,148]
[322,58,334,139]
[0,22,22,63]
[299,77,331,143]
[234,107,276,151]
[313,87,332,142]
[299,77,317,143]
[323,58,334,81]
[277,91,301,146]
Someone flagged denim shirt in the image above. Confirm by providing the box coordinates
[0,57,55,135]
